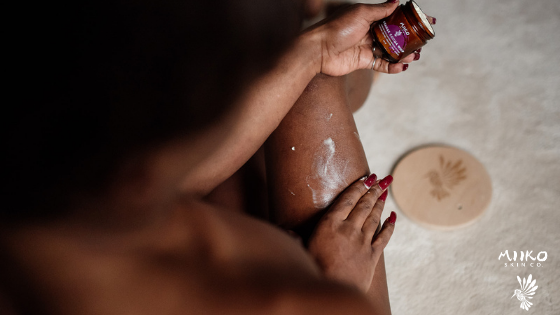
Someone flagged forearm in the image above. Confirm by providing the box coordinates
[179,1,406,196]
[178,33,320,196]
[180,31,322,195]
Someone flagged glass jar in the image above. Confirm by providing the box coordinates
[370,0,435,62]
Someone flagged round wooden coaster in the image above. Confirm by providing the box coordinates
[391,146,492,230]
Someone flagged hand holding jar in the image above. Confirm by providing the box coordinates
[370,0,435,62]
[303,0,435,75]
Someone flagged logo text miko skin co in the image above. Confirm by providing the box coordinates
[499,250,547,267]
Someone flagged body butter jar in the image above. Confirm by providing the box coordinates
[370,0,435,62]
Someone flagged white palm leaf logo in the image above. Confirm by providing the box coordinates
[511,274,538,311]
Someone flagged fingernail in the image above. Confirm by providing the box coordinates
[364,173,377,189]
[379,175,393,190]
[388,0,399,3]
[379,190,388,202]
[414,48,422,53]
[432,17,437,25]
[414,53,420,61]
[402,64,409,71]
[388,211,397,225]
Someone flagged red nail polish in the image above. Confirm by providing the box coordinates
[388,211,397,224]
[402,64,409,71]
[379,175,393,190]
[388,0,399,3]
[432,17,437,24]
[364,174,377,189]
[379,190,388,202]
[415,48,422,53]
[414,53,420,61]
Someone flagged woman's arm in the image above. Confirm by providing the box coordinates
[179,2,406,196]
[180,32,320,195]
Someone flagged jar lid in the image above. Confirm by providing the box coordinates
[391,146,492,230]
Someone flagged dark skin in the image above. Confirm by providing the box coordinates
[1,2,435,314]
[266,73,371,233]
[265,72,391,313]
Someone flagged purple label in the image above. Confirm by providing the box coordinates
[380,21,409,56]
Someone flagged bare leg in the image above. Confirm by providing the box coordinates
[206,68,376,219]
[346,69,378,113]
[265,73,368,236]
[206,0,379,219]
[265,73,391,313]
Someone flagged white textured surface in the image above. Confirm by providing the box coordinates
[354,0,560,313]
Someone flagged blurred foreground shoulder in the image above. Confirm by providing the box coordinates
[273,281,376,315]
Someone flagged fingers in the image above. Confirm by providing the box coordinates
[359,34,373,46]
[368,51,422,74]
[427,15,437,25]
[346,175,392,226]
[350,3,433,74]
[327,174,375,220]
[372,58,407,74]
[400,52,418,63]
[371,211,396,262]
[356,44,379,70]
[355,1,400,25]
[356,44,408,73]
[345,185,382,225]
[360,175,392,236]
[362,190,387,239]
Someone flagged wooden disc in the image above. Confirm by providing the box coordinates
[391,146,492,230]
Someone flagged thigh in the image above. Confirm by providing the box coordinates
[265,73,369,239]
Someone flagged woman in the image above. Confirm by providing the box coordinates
[2,0,429,314]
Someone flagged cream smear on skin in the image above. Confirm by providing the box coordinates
[307,138,349,208]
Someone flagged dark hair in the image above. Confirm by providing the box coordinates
[3,0,302,222]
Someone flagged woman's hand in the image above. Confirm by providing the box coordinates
[308,174,396,292]
[304,1,418,75]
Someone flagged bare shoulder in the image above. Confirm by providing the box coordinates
[266,281,376,315]
[0,199,375,315]
[186,200,377,315]
[283,282,375,315]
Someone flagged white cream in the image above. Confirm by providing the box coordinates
[306,138,350,209]
[412,1,434,35]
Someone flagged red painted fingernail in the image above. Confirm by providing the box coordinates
[388,0,399,3]
[414,53,420,61]
[388,211,397,225]
[379,190,388,202]
[414,48,422,53]
[364,173,377,189]
[379,175,393,190]
[432,17,437,24]
[402,64,409,71]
